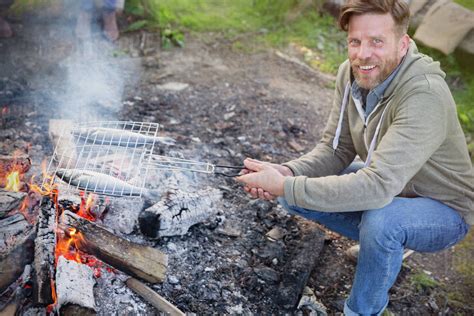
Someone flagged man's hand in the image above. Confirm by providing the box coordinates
[236,158,293,200]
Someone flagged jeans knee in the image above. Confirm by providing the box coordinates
[359,210,404,249]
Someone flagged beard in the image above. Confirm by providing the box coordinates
[350,54,399,90]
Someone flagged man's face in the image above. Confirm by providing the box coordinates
[347,13,408,90]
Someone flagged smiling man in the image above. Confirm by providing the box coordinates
[236,0,473,315]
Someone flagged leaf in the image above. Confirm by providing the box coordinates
[125,20,148,32]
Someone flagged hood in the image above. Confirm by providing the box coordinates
[383,39,446,98]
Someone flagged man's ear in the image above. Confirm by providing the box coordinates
[399,34,410,55]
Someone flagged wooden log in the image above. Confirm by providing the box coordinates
[124,277,185,316]
[60,210,167,284]
[0,214,35,293]
[276,220,325,309]
[0,189,27,218]
[33,197,56,306]
[138,187,222,238]
[56,256,96,315]
[0,154,31,176]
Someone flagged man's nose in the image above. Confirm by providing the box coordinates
[357,43,372,60]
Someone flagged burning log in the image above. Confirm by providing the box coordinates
[0,213,35,293]
[0,189,27,218]
[0,154,31,185]
[33,197,56,305]
[60,210,167,283]
[138,187,222,238]
[55,256,96,315]
[276,221,325,309]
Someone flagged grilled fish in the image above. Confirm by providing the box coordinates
[73,127,175,147]
[55,168,144,196]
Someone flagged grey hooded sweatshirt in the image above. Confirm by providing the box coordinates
[282,40,474,225]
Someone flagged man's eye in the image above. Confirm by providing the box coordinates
[373,38,383,44]
[349,39,360,45]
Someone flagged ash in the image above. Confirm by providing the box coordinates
[94,269,155,315]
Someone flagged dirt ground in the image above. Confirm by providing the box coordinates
[1,12,473,315]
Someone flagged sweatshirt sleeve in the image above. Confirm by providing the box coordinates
[283,77,448,211]
[282,61,356,178]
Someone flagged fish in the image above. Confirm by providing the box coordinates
[55,168,144,196]
[72,127,176,147]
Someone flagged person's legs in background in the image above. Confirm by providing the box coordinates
[76,0,94,39]
[102,0,120,41]
[0,0,14,38]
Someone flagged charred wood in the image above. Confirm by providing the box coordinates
[0,189,27,218]
[0,154,31,186]
[55,256,96,315]
[0,265,33,313]
[60,210,167,283]
[138,187,222,238]
[0,214,34,293]
[33,197,56,306]
[276,221,325,310]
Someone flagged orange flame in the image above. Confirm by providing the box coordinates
[77,192,98,221]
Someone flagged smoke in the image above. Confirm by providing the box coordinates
[20,0,137,122]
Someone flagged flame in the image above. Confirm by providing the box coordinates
[77,192,98,221]
[29,160,58,197]
[5,170,21,191]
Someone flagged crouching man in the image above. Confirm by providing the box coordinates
[236,0,473,314]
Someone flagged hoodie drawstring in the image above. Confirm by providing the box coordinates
[332,82,351,152]
[332,81,390,168]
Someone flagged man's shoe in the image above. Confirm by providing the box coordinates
[102,11,119,41]
[345,244,415,263]
[0,16,12,38]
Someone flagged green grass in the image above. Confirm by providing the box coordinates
[125,0,346,73]
[410,272,440,292]
[454,0,474,10]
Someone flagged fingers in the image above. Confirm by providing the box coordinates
[243,185,275,200]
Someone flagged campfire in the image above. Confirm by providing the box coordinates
[0,120,227,314]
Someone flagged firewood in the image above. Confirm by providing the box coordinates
[138,187,222,238]
[60,210,167,283]
[0,154,31,175]
[0,214,35,293]
[56,256,96,315]
[276,220,325,309]
[33,197,56,305]
[124,277,185,316]
[0,189,27,218]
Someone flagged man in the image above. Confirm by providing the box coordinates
[236,0,473,315]
[0,0,13,38]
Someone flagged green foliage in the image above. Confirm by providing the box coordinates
[410,272,439,292]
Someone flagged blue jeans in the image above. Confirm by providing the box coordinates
[278,163,469,315]
[82,0,119,12]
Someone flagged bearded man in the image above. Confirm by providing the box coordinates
[236,0,473,314]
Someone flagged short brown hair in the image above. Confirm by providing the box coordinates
[339,0,410,36]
